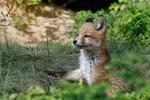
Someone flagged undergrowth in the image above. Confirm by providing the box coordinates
[0,42,78,94]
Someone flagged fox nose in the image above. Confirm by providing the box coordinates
[73,40,77,44]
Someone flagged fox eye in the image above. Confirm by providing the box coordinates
[84,35,90,38]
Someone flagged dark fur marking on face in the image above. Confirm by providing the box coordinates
[97,23,103,31]
[85,18,93,23]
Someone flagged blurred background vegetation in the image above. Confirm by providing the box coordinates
[0,0,150,100]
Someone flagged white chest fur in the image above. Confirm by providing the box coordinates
[79,49,101,84]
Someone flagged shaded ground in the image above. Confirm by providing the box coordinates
[43,0,118,12]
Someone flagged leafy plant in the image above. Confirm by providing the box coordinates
[16,0,42,5]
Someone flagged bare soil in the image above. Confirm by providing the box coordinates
[0,3,75,46]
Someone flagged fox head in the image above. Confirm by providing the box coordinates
[73,17,107,50]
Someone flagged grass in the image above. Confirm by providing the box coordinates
[0,36,139,94]
[0,42,79,94]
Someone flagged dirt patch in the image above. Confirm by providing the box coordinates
[0,3,75,46]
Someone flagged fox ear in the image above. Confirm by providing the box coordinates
[85,18,93,23]
[95,17,106,32]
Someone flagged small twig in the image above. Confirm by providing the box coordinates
[31,65,35,73]
[132,18,145,29]
[46,35,50,56]
[1,8,12,49]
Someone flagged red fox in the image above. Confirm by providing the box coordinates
[46,17,128,96]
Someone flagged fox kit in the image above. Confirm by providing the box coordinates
[63,17,128,96]
[46,17,128,96]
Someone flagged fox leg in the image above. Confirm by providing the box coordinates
[63,69,82,82]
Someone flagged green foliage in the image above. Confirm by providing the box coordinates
[110,0,150,47]
[32,0,42,5]
[113,85,150,100]
[13,16,33,25]
[105,47,150,99]
[0,81,110,100]
[16,0,42,5]
[1,74,150,100]
[72,0,150,50]
[105,47,150,90]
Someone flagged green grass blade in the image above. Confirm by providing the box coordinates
[3,62,11,94]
